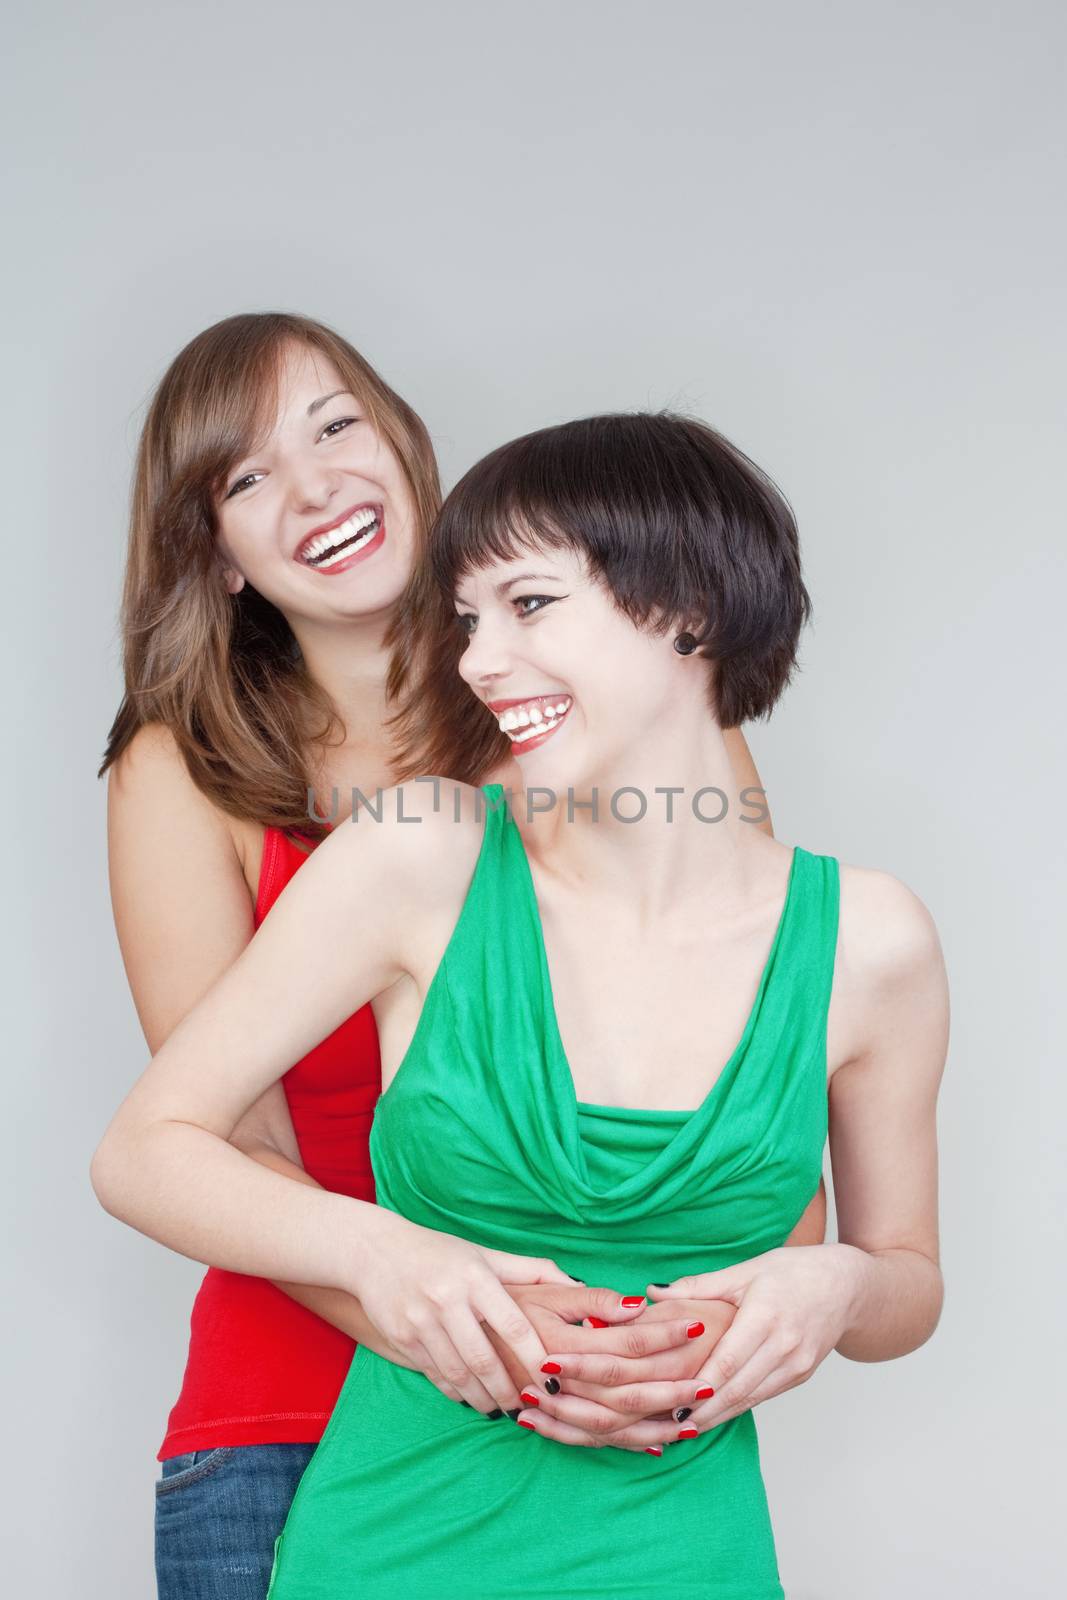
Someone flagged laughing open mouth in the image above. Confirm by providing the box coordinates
[298,504,382,568]
[490,694,573,745]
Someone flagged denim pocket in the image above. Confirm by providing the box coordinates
[155,1446,234,1495]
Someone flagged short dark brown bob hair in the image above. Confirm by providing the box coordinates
[429,410,811,730]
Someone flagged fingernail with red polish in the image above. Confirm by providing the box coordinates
[695,1385,715,1400]
[586,1317,609,1328]
[645,1445,663,1456]
[621,1296,645,1308]
[518,1418,538,1432]
[519,1390,541,1407]
[677,1425,699,1440]
[541,1361,562,1374]
[686,1321,705,1338]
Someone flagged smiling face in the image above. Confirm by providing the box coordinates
[454,544,699,796]
[214,340,417,622]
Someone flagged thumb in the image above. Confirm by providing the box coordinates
[482,1250,575,1286]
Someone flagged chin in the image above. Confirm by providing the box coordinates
[516,752,589,813]
[338,572,409,615]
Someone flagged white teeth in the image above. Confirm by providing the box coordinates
[495,697,572,741]
[302,507,379,565]
[312,532,374,568]
[510,720,553,743]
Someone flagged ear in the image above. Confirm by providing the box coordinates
[220,564,246,596]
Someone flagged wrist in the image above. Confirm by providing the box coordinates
[328,1195,395,1294]
[831,1243,875,1339]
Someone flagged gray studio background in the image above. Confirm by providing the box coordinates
[4,2,1064,1596]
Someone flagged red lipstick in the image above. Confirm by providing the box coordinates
[294,501,383,564]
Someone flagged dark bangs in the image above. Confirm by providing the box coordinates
[429,411,811,727]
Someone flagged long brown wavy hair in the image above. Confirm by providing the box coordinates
[98,311,493,843]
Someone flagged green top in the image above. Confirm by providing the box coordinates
[269,784,840,1600]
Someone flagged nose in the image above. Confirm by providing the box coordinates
[457,616,512,694]
[286,456,342,515]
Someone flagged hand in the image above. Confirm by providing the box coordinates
[513,1298,737,1451]
[345,1210,578,1414]
[483,1283,701,1422]
[638,1244,864,1443]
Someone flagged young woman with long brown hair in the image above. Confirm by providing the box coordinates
[99,314,826,1598]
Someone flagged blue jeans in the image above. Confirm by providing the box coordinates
[155,1444,317,1600]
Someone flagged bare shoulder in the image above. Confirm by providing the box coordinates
[108,720,190,793]
[105,725,266,1049]
[109,720,195,785]
[829,861,949,1074]
[838,862,944,986]
[108,721,231,831]
[107,721,247,862]
[317,775,491,909]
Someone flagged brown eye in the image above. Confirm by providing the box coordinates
[225,472,263,499]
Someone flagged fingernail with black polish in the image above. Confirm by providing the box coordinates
[544,1377,561,1395]
[505,1408,521,1421]
[460,1400,472,1408]
[675,1406,692,1422]
[566,1273,586,1283]
[486,1408,504,1419]
[652,1282,671,1288]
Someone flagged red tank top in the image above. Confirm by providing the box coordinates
[157,823,381,1459]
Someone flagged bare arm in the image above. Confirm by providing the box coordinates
[228,1113,417,1362]
[94,762,573,1407]
[96,746,444,1286]
[828,868,950,1360]
[105,723,385,1336]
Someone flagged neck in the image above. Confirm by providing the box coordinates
[287,607,397,764]
[518,706,776,919]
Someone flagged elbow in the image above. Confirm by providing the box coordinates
[921,1266,946,1347]
[89,1122,142,1223]
[89,1129,124,1218]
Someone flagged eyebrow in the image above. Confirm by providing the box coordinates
[453,571,564,607]
[496,572,562,594]
[307,389,354,416]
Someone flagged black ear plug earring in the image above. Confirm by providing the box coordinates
[673,633,698,656]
